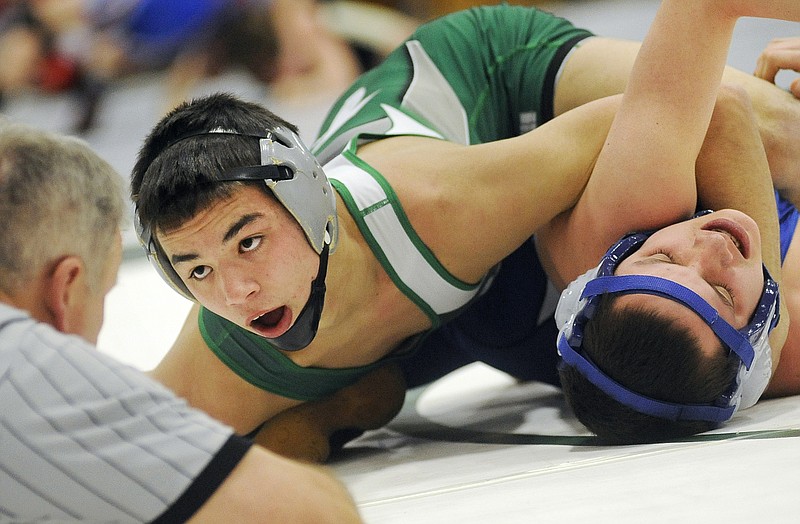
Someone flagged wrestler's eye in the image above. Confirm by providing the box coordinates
[190,265,211,281]
[240,236,262,253]
[714,282,735,308]
[652,249,673,262]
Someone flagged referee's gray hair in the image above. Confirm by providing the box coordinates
[0,123,125,293]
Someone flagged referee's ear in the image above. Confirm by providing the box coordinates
[43,255,85,335]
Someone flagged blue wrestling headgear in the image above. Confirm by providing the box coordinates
[555,217,780,423]
[135,126,338,351]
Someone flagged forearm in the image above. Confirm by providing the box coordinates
[720,66,800,206]
[695,85,789,361]
[696,86,780,271]
[190,446,363,523]
[598,1,738,173]
[555,38,800,207]
[578,2,733,236]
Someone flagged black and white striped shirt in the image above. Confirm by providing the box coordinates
[0,303,251,522]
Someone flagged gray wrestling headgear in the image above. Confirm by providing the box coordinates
[256,126,339,256]
[135,126,338,351]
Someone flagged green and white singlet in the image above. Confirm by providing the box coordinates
[199,5,594,400]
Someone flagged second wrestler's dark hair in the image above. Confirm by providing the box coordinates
[131,92,298,235]
[559,295,739,444]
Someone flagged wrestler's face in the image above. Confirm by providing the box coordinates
[614,209,765,354]
[157,185,319,339]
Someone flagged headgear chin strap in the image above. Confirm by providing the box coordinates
[267,239,330,351]
[555,223,779,423]
[135,126,338,351]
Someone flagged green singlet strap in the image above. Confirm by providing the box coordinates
[199,306,389,401]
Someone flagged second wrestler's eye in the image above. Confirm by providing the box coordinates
[652,249,673,262]
[713,282,735,308]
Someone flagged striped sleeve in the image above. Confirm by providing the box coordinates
[0,315,250,522]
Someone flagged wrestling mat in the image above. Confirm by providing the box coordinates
[331,362,800,523]
[98,250,800,524]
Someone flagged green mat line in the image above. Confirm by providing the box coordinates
[390,387,800,446]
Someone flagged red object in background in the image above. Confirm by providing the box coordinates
[38,53,79,93]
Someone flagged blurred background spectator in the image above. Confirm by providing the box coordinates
[0,1,88,121]
[0,0,422,253]
[0,0,241,131]
[364,0,541,21]
[0,0,420,135]
[167,0,419,138]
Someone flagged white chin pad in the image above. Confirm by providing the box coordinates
[737,300,776,410]
[555,265,601,335]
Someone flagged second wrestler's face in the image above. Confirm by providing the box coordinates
[157,185,319,339]
[614,209,765,354]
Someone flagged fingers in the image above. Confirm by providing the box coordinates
[755,37,800,92]
[791,77,800,98]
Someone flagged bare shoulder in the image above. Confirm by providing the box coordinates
[150,304,302,433]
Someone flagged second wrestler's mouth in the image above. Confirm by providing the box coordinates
[702,218,750,258]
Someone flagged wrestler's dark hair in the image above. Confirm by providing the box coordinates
[559,295,739,444]
[131,92,298,234]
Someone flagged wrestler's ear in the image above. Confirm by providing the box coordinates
[44,255,85,334]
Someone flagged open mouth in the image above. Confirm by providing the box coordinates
[249,306,290,337]
[702,218,749,258]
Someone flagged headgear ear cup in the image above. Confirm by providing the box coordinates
[264,126,338,255]
[737,282,778,409]
[135,214,195,301]
[555,232,649,341]
[555,266,599,332]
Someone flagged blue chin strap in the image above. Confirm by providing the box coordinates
[556,225,780,423]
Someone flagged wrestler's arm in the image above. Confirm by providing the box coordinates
[540,3,735,284]
[540,2,800,285]
[149,304,303,434]
[554,36,800,207]
[693,85,789,373]
[151,304,405,462]
[751,35,800,393]
[356,95,621,286]
[190,445,363,523]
